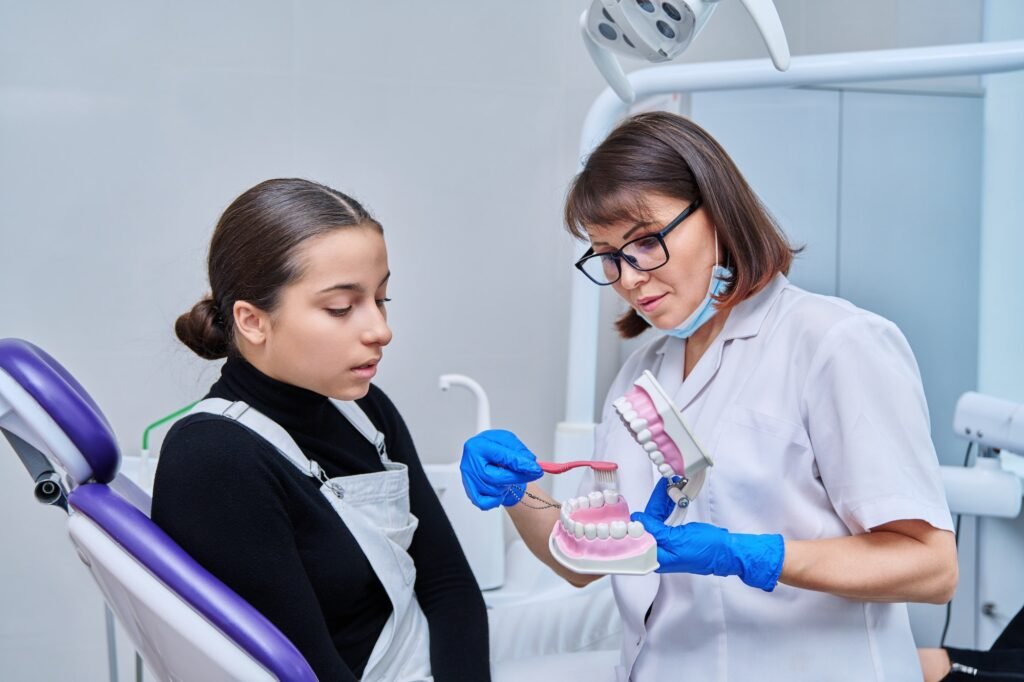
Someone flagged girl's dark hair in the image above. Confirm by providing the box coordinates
[564,111,799,338]
[176,178,381,359]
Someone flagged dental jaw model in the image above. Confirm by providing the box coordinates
[549,488,658,575]
[547,370,712,575]
[615,370,714,523]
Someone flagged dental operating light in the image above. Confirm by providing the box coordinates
[581,0,791,103]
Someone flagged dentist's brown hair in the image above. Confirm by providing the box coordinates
[564,111,798,338]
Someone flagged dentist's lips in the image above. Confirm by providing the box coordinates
[636,294,666,313]
[351,359,380,380]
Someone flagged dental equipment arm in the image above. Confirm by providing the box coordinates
[954,392,1024,455]
[949,392,1024,518]
[581,0,790,104]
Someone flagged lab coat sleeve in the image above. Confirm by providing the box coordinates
[801,313,954,535]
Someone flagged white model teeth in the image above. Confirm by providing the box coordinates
[567,491,619,512]
[649,450,664,465]
[629,418,648,431]
[658,463,673,476]
[643,442,658,452]
[635,429,652,443]
[613,397,630,411]
[622,410,638,422]
[560,491,647,542]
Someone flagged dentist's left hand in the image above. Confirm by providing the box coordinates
[632,478,785,591]
[461,429,544,510]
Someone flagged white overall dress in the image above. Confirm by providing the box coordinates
[191,397,433,682]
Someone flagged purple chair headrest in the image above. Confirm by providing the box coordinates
[70,484,317,682]
[0,338,120,484]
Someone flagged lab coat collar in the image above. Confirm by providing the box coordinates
[652,272,789,359]
[652,273,789,410]
[719,272,790,342]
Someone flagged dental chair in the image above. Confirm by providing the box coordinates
[0,338,317,682]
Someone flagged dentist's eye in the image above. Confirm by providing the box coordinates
[376,297,391,308]
[326,307,352,317]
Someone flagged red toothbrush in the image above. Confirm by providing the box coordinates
[538,460,618,487]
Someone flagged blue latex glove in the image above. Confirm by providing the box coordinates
[631,478,785,591]
[460,429,544,510]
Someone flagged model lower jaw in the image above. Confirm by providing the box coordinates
[548,491,658,574]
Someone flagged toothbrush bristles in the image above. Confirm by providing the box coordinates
[594,468,618,489]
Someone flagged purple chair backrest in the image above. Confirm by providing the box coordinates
[0,338,317,682]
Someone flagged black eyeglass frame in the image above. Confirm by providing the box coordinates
[573,198,703,286]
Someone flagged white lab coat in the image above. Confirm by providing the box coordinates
[588,274,954,682]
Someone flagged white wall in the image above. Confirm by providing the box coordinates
[0,1,991,679]
[979,0,1024,404]
[972,0,1024,650]
[0,3,600,679]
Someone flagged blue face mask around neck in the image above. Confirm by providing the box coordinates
[638,263,733,340]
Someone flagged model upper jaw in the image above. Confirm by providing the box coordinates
[613,389,688,480]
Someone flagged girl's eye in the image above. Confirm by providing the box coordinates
[376,297,392,308]
[326,307,352,317]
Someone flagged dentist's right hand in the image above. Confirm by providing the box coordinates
[460,429,544,510]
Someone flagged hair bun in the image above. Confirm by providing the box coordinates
[175,296,229,360]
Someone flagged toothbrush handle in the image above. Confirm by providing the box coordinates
[538,460,618,475]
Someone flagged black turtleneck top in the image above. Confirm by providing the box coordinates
[151,357,490,681]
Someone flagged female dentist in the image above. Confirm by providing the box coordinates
[460,112,958,681]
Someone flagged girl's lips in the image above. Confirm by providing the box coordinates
[351,361,378,379]
[637,294,667,313]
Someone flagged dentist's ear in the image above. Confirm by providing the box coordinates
[233,301,270,347]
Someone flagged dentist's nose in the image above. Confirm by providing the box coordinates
[617,261,649,290]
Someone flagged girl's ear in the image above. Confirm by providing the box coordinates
[233,301,269,347]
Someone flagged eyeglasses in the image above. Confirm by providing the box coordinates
[574,198,702,286]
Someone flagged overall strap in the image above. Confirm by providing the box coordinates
[330,399,388,462]
[189,398,315,478]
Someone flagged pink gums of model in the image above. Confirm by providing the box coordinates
[620,385,687,477]
[548,492,657,575]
